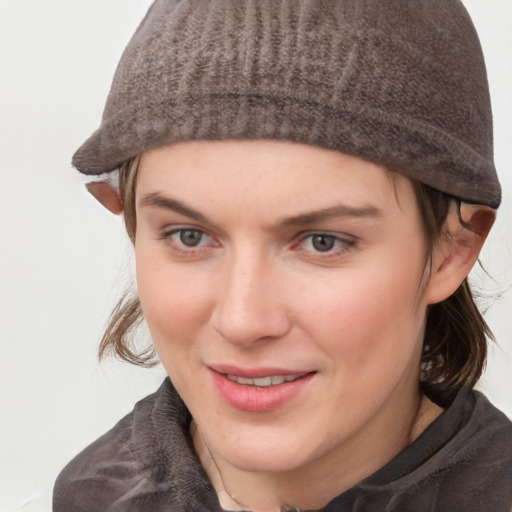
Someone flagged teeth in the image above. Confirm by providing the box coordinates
[227,373,302,387]
[252,377,271,386]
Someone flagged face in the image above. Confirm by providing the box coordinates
[134,140,432,475]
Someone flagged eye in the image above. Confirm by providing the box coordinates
[163,228,215,249]
[309,234,338,252]
[176,229,205,247]
[298,233,353,254]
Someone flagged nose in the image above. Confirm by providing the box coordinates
[211,251,291,347]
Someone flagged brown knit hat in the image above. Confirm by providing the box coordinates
[72,0,501,208]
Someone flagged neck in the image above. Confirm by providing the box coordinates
[192,390,443,512]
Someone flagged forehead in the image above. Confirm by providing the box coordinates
[136,140,415,217]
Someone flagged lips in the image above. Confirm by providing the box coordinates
[209,365,315,412]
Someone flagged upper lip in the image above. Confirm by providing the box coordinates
[209,364,314,379]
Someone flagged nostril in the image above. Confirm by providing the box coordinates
[211,306,291,347]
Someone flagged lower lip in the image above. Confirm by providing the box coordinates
[210,371,315,412]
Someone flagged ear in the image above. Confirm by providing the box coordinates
[424,203,496,305]
[86,181,123,214]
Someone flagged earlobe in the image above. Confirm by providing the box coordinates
[425,203,496,305]
[86,181,123,214]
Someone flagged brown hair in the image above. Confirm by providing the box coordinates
[99,155,494,404]
[413,182,494,404]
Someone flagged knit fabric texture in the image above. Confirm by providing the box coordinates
[53,379,512,511]
[72,0,501,208]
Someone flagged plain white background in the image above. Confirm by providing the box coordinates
[0,1,511,510]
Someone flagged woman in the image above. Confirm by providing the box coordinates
[53,1,512,510]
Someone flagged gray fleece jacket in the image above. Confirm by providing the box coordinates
[53,378,512,511]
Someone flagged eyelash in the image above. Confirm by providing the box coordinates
[295,233,356,256]
[160,228,216,253]
[159,228,356,258]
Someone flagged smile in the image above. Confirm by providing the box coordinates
[226,374,303,387]
[211,368,316,412]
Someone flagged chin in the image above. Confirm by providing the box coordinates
[213,430,319,474]
[229,451,307,474]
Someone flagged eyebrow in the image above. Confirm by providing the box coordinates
[275,204,381,229]
[140,193,210,224]
[140,192,381,229]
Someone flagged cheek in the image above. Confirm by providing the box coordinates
[135,251,213,355]
[135,253,221,414]
[297,255,427,377]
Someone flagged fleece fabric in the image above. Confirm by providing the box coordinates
[53,378,512,512]
[72,0,501,208]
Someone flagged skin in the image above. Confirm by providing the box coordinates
[124,140,491,511]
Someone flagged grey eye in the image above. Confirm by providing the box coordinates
[179,229,204,247]
[311,234,337,252]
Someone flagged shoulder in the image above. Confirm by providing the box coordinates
[443,391,512,508]
[457,390,512,478]
[53,382,175,512]
[470,390,512,443]
[52,396,149,512]
[405,390,512,511]
[333,389,512,512]
[52,379,218,512]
